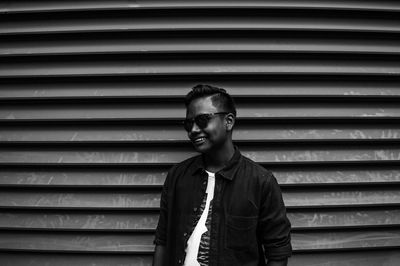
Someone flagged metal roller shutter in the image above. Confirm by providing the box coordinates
[0,1,399,265]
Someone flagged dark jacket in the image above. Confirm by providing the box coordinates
[154,148,292,266]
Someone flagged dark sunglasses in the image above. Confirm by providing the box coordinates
[183,112,229,132]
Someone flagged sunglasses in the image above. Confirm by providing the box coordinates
[183,112,229,132]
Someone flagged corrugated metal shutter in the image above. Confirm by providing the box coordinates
[1,1,400,265]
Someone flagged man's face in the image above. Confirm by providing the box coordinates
[186,96,229,154]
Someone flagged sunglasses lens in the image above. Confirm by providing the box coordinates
[183,120,193,132]
[195,114,209,128]
[183,114,211,132]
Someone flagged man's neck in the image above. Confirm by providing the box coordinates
[203,142,235,173]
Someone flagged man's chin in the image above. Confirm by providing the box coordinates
[192,143,210,154]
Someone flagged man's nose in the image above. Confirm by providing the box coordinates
[189,122,201,134]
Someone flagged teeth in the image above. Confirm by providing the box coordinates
[194,137,205,143]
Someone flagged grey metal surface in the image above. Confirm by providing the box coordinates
[2,1,400,13]
[0,1,399,265]
[1,79,400,98]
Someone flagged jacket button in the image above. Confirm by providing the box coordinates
[193,207,198,212]
[178,259,182,264]
[183,232,187,237]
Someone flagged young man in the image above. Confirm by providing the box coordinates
[153,84,292,266]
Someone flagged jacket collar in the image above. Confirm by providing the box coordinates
[190,146,242,181]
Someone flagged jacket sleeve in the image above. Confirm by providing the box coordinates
[258,172,292,260]
[153,167,173,246]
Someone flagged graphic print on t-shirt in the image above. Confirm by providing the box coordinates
[197,198,213,265]
[184,171,215,266]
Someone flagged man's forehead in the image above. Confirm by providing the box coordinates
[187,96,219,113]
[186,96,218,117]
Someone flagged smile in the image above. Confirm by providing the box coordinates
[193,137,206,144]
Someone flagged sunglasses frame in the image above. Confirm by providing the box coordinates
[183,112,229,132]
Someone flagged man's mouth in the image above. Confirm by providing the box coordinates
[193,137,206,145]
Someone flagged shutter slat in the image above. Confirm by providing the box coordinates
[0,191,162,209]
[0,212,159,230]
[0,250,399,266]
[1,59,400,78]
[291,251,400,266]
[288,209,400,228]
[1,37,400,56]
[1,126,400,141]
[1,145,399,163]
[0,188,398,209]
[0,252,153,266]
[0,231,154,252]
[1,101,399,119]
[0,230,399,252]
[2,1,400,13]
[1,79,400,98]
[0,209,399,230]
[292,229,400,250]
[1,16,400,35]
[0,168,398,186]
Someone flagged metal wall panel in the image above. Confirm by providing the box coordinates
[0,1,399,265]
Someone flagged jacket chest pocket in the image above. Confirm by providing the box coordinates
[225,214,258,250]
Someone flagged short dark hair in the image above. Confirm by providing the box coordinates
[185,84,237,116]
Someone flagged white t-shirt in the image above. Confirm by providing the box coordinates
[183,171,215,266]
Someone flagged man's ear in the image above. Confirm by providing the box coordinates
[225,113,235,131]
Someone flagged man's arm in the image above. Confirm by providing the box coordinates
[267,258,288,266]
[153,167,175,266]
[259,173,292,262]
[152,245,167,266]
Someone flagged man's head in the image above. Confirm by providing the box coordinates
[184,84,236,154]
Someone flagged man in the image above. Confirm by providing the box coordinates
[153,84,292,266]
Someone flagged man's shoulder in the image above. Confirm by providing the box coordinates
[240,154,274,180]
[168,153,202,175]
